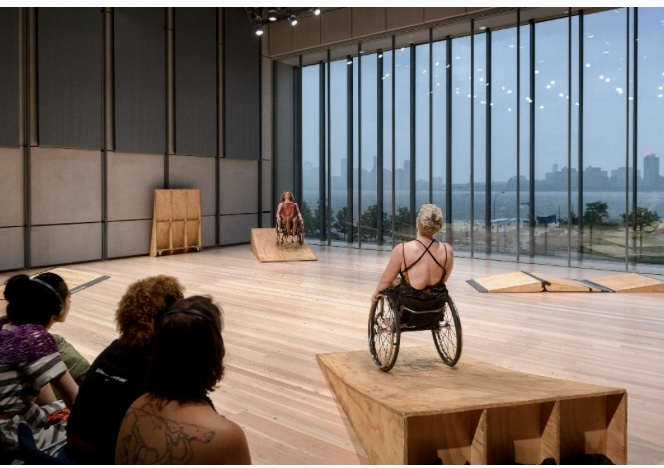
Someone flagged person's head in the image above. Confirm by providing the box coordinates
[147,295,225,404]
[3,272,71,327]
[280,191,294,203]
[416,204,444,238]
[115,275,185,347]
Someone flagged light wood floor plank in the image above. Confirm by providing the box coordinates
[1,245,662,464]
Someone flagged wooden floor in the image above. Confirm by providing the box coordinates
[2,245,662,465]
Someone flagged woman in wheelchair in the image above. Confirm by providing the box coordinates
[371,203,454,328]
[276,191,303,244]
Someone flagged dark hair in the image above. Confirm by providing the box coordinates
[147,295,225,404]
[3,272,69,326]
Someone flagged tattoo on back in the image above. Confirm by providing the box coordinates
[117,401,215,464]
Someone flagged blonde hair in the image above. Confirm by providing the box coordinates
[416,204,444,237]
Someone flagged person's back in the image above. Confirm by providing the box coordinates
[116,394,249,464]
[399,238,452,291]
[115,295,251,465]
[64,275,184,464]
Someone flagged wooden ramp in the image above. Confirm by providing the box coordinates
[1,267,109,302]
[250,228,317,263]
[527,273,609,293]
[582,272,664,293]
[317,346,626,465]
[466,271,545,293]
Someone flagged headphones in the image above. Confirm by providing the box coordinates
[32,277,65,316]
[155,308,220,335]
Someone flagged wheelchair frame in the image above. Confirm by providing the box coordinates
[276,218,304,246]
[368,289,462,372]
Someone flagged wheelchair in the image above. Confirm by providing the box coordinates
[368,287,462,372]
[276,218,304,246]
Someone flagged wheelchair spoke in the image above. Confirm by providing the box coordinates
[432,297,463,367]
[368,295,400,372]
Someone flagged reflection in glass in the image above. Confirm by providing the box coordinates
[301,64,321,238]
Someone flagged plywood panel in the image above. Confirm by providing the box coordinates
[150,189,202,256]
[586,273,664,293]
[318,347,626,465]
[530,273,607,293]
[467,271,545,293]
[250,228,317,263]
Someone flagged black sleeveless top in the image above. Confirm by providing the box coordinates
[399,238,448,290]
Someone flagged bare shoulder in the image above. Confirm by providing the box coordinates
[207,416,251,464]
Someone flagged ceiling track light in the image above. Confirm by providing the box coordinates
[268,8,277,21]
[312,7,320,16]
[289,13,298,26]
[255,23,264,36]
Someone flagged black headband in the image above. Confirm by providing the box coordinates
[32,277,65,311]
[155,308,220,334]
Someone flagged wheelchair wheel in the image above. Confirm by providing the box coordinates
[368,294,400,372]
[432,295,462,367]
[297,224,304,245]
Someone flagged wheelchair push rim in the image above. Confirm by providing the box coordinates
[368,294,400,372]
[432,295,462,367]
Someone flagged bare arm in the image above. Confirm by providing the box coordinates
[276,203,283,223]
[442,243,454,284]
[371,244,404,303]
[219,421,252,465]
[50,370,79,407]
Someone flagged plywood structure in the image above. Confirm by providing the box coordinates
[250,228,317,263]
[0,267,109,301]
[466,271,545,293]
[317,346,627,465]
[468,271,662,293]
[149,189,202,257]
[528,273,608,293]
[584,272,664,293]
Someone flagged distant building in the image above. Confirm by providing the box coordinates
[643,152,662,187]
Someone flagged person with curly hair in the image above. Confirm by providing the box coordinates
[0,273,78,462]
[371,204,454,325]
[115,295,251,465]
[63,275,185,464]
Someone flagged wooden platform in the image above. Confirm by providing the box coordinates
[0,267,109,300]
[467,271,661,293]
[317,346,627,465]
[583,272,664,293]
[250,227,317,263]
[466,271,545,293]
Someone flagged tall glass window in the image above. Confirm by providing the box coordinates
[635,7,663,272]
[451,36,472,253]
[583,9,628,262]
[394,44,412,240]
[491,28,518,256]
[415,43,430,211]
[329,59,348,242]
[431,41,447,230]
[360,53,379,244]
[291,8,662,274]
[301,64,321,238]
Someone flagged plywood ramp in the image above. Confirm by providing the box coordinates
[584,272,664,293]
[250,228,317,263]
[0,267,109,300]
[528,273,608,293]
[317,346,626,465]
[466,271,545,293]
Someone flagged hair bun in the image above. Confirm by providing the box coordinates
[3,274,32,303]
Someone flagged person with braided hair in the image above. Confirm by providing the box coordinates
[0,273,79,462]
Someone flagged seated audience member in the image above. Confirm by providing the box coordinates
[115,295,251,465]
[0,273,78,461]
[64,275,185,464]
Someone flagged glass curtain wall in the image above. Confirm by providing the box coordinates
[296,7,663,274]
